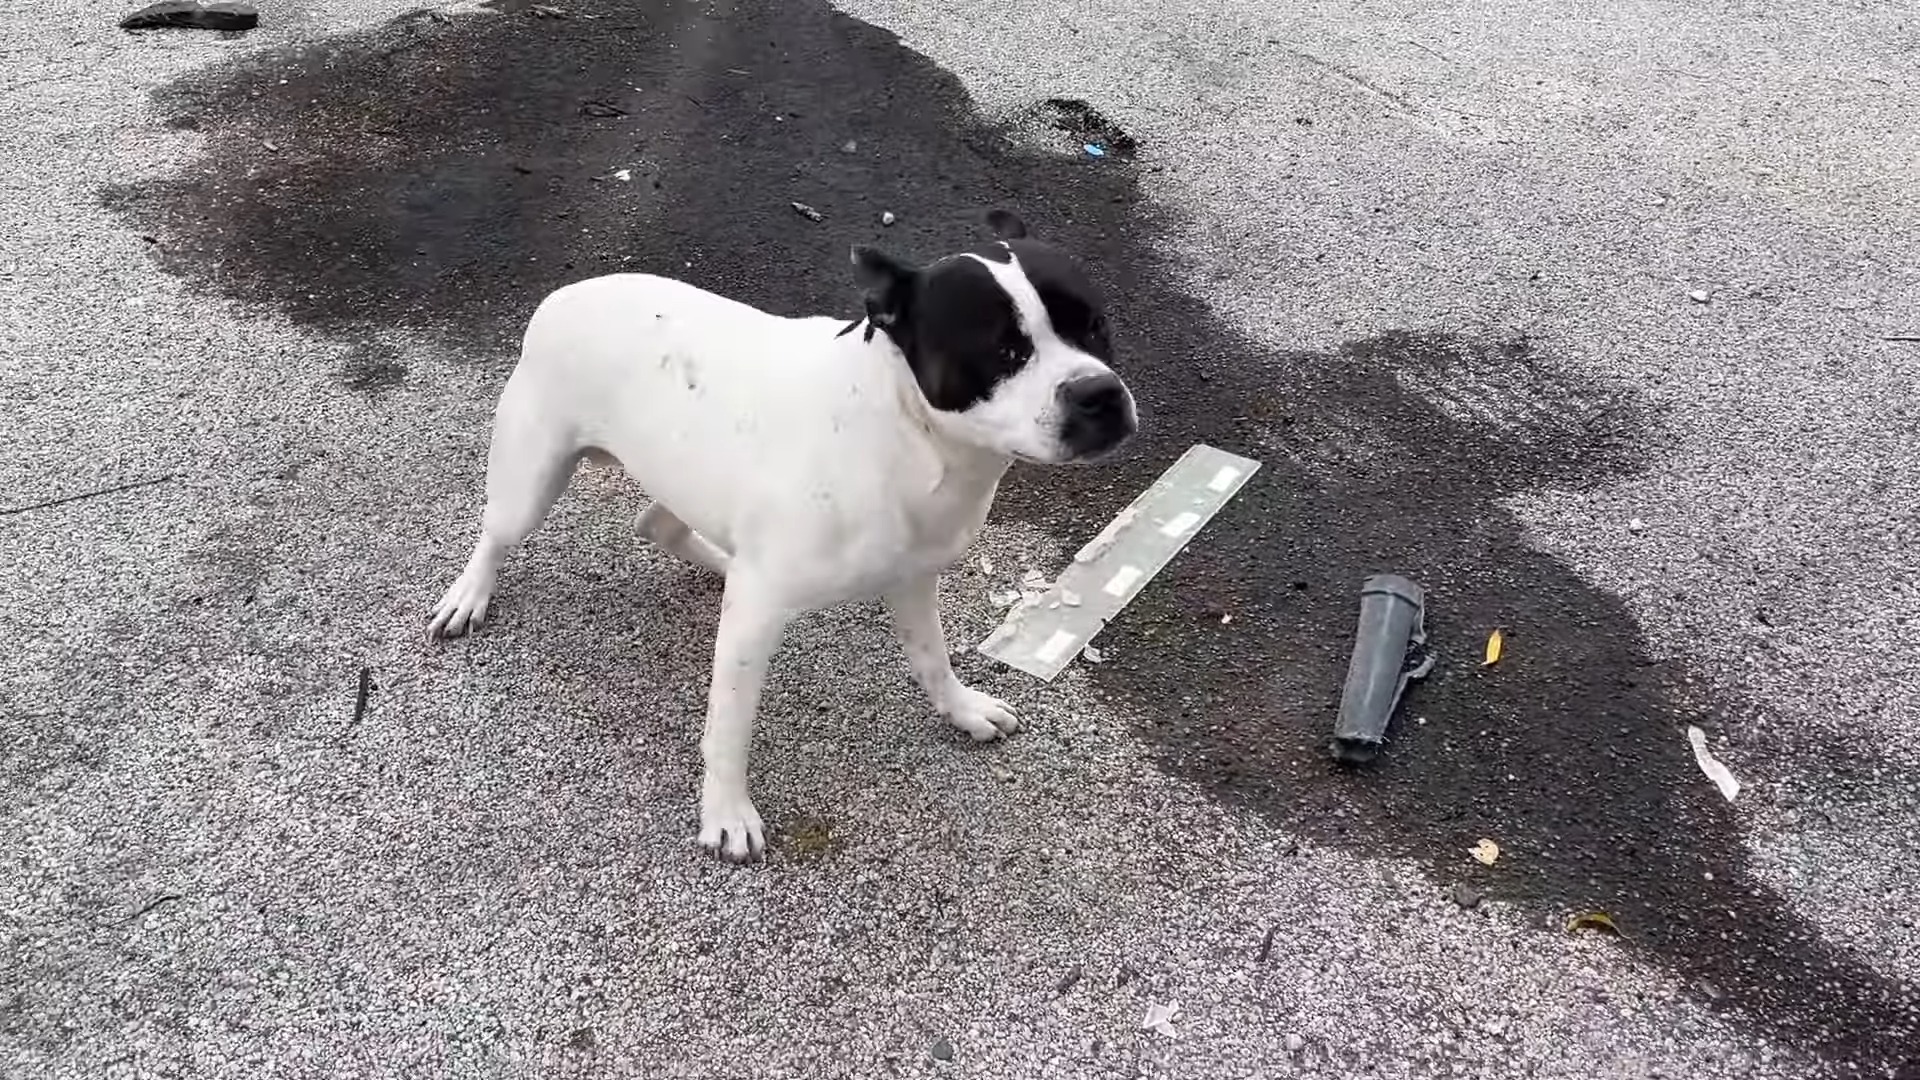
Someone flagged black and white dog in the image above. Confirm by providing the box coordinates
[426,210,1136,860]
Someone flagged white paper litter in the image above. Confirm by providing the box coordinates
[1685,725,1741,802]
[1140,1001,1181,1038]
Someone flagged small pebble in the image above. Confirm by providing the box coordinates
[1628,516,1647,533]
[929,1038,954,1062]
[1688,289,1711,303]
[1285,1033,1306,1053]
[881,210,896,226]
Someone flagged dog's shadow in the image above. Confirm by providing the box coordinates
[102,0,1919,1069]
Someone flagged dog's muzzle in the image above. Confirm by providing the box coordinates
[1057,373,1137,460]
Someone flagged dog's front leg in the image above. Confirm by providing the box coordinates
[884,573,1021,741]
[697,573,792,861]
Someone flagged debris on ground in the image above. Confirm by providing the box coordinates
[527,4,568,17]
[881,210,896,226]
[1481,628,1506,667]
[1448,882,1485,909]
[789,201,824,222]
[977,553,994,575]
[1470,838,1501,866]
[1080,644,1105,664]
[1329,573,1433,764]
[580,99,627,118]
[1084,143,1107,158]
[1685,725,1741,802]
[1256,923,1279,962]
[1565,911,1624,937]
[1054,964,1084,996]
[1688,289,1711,303]
[988,588,1021,609]
[1628,516,1647,533]
[978,444,1260,681]
[1140,1001,1182,1039]
[1039,97,1140,158]
[349,666,372,728]
[928,1038,954,1062]
[782,815,837,860]
[1073,507,1136,564]
[1,473,174,517]
[1284,1033,1307,1053]
[119,0,257,30]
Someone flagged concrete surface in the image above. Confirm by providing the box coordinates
[3,0,1917,1077]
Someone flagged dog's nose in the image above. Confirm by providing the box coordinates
[1057,373,1136,458]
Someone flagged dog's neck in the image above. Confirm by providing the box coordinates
[861,332,1012,498]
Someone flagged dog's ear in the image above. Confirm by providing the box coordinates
[851,245,914,329]
[985,209,1029,240]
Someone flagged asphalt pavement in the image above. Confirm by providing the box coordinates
[3,0,1917,1077]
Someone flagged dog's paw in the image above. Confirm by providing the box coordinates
[940,685,1021,741]
[698,787,766,863]
[425,569,496,640]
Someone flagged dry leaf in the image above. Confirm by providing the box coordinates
[1565,911,1623,936]
[1482,628,1506,667]
[1470,838,1501,865]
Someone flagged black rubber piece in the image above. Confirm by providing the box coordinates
[1330,573,1433,765]
[120,1,259,31]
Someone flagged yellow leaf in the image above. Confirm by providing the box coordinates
[1565,911,1623,936]
[1482,629,1505,667]
[1470,838,1501,865]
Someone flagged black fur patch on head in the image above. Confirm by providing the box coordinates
[905,255,1034,411]
[1003,238,1112,362]
[851,210,1112,413]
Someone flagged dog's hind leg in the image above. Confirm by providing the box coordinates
[427,374,577,639]
[637,502,731,575]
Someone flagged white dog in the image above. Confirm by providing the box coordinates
[426,210,1136,861]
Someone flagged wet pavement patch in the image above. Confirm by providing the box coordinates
[102,0,1919,1071]
[338,340,408,393]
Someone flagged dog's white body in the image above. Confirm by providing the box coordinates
[429,223,1134,861]
[522,275,999,608]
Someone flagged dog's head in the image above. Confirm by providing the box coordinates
[850,210,1137,465]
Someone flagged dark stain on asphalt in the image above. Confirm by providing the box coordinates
[101,0,1918,1073]
[339,340,408,394]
